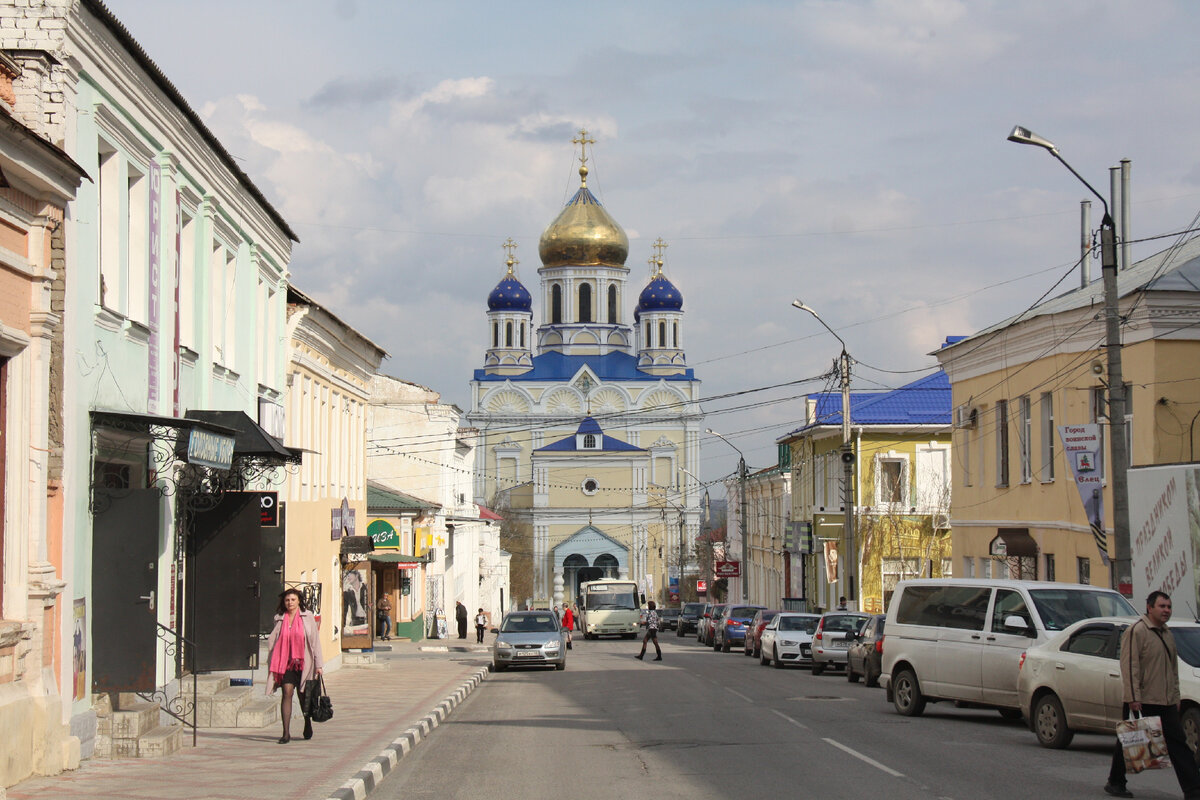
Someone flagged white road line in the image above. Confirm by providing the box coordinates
[771,709,808,729]
[822,738,905,777]
[725,687,753,702]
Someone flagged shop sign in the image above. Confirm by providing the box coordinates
[715,560,741,578]
[187,428,235,470]
[259,491,279,527]
[368,519,399,548]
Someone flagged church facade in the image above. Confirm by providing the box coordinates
[467,137,704,608]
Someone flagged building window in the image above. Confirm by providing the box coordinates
[492,321,498,348]
[995,400,1009,488]
[1044,553,1056,582]
[1077,556,1090,585]
[583,433,597,449]
[581,477,599,495]
[179,209,197,348]
[608,285,617,323]
[1040,392,1055,482]
[876,456,907,507]
[578,283,592,323]
[673,322,679,348]
[659,321,666,348]
[551,284,562,324]
[520,322,525,348]
[505,321,513,347]
[644,321,651,347]
[126,163,148,323]
[97,144,120,311]
[962,557,975,578]
[1018,396,1032,484]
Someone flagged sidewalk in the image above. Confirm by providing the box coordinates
[7,640,491,800]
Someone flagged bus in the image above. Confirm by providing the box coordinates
[578,580,642,639]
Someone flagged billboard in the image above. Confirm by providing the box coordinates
[1130,464,1200,613]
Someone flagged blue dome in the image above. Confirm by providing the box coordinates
[636,275,683,314]
[487,275,532,311]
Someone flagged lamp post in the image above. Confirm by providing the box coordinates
[706,428,748,601]
[792,299,857,604]
[1006,125,1130,596]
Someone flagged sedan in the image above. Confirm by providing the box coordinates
[846,614,886,687]
[1014,616,1200,749]
[811,612,871,675]
[713,605,766,652]
[492,611,566,672]
[759,613,821,668]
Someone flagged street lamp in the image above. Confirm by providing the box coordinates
[792,299,857,604]
[706,428,748,601]
[1007,125,1130,596]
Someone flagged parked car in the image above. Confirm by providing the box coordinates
[713,605,767,652]
[492,610,566,672]
[1015,616,1200,749]
[759,613,821,668]
[743,609,780,657]
[677,602,706,637]
[881,578,1137,718]
[701,604,728,647]
[659,608,682,631]
[697,603,719,643]
[846,614,886,686]
[811,612,871,675]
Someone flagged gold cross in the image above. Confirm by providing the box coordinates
[502,238,519,273]
[572,129,596,167]
[652,237,668,260]
[647,254,659,277]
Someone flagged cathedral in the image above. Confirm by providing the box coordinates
[467,133,705,608]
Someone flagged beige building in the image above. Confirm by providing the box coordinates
[724,459,792,607]
[934,237,1200,589]
[283,286,387,663]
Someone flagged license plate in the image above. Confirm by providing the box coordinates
[832,641,850,649]
[516,651,541,658]
[801,646,811,656]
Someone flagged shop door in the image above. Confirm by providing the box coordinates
[258,502,286,634]
[189,492,262,671]
[92,488,160,692]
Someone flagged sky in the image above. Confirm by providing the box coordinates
[102,0,1200,492]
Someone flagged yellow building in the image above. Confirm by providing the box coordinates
[934,237,1200,589]
[467,135,704,607]
[781,372,953,613]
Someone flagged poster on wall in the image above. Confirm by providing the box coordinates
[1058,424,1110,566]
[72,599,86,701]
[1130,465,1200,609]
[823,541,839,583]
[341,563,371,637]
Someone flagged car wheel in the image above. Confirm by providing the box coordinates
[847,661,860,683]
[761,648,770,666]
[773,646,784,669]
[493,662,507,672]
[555,661,566,671]
[1032,693,1073,748]
[891,668,926,717]
[722,638,731,653]
[812,661,825,676]
[865,665,880,688]
[713,639,721,652]
[1184,706,1200,757]
[998,708,1023,721]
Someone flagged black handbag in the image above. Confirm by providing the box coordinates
[304,676,333,723]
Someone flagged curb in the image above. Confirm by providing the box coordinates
[324,666,490,800]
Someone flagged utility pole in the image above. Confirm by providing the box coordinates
[705,428,749,601]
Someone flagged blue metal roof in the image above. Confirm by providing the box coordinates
[536,417,646,452]
[636,274,683,316]
[487,274,532,311]
[474,350,695,382]
[783,370,951,438]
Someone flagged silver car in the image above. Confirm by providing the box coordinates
[759,613,821,668]
[811,612,871,675]
[492,611,567,671]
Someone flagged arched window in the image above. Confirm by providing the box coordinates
[673,321,679,348]
[608,285,618,323]
[578,283,592,323]
[551,285,562,324]
[505,321,513,347]
[492,321,498,347]
[520,322,525,348]
[645,321,651,346]
[583,434,597,449]
[659,321,666,347]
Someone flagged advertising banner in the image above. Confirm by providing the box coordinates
[1130,465,1200,611]
[1058,424,1110,565]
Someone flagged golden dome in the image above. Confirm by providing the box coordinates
[538,169,629,269]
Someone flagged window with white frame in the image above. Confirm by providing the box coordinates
[179,209,197,348]
[995,400,1009,488]
[1077,556,1090,585]
[915,444,950,512]
[1018,395,1032,484]
[882,557,921,595]
[963,556,975,578]
[126,163,149,323]
[1044,552,1056,582]
[875,454,907,508]
[1040,391,1055,482]
[97,143,120,311]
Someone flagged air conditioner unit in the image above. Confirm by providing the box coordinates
[954,405,978,430]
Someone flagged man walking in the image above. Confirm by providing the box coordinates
[1106,591,1200,798]
[455,601,468,639]
[635,600,662,661]
[475,608,487,644]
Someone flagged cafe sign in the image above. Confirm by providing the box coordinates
[187,428,235,470]
[368,519,400,549]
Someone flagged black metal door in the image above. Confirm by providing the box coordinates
[92,488,160,693]
[258,501,285,634]
[189,492,261,671]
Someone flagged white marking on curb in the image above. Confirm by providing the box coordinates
[822,738,905,777]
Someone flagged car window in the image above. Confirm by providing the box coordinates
[1064,626,1117,658]
[1027,588,1136,631]
[992,589,1034,635]
[684,603,704,614]
[501,615,558,633]
[823,614,867,633]
[1172,627,1200,668]
[765,617,780,630]
[862,618,877,638]
[779,616,820,633]
[731,606,762,618]
[896,585,991,632]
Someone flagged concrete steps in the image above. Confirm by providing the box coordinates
[95,701,183,759]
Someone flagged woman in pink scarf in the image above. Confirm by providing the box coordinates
[265,589,324,743]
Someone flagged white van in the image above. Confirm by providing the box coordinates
[880,579,1136,718]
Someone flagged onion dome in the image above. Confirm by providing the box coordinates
[538,164,629,268]
[487,256,532,311]
[636,260,683,316]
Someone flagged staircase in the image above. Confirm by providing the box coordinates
[194,674,279,728]
[95,697,182,759]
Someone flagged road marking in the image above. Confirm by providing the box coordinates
[822,738,905,777]
[771,709,808,729]
[725,687,753,702]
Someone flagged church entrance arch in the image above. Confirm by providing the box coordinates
[594,553,619,579]
[563,554,588,605]
[551,525,630,607]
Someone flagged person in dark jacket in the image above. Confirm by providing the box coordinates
[456,600,468,639]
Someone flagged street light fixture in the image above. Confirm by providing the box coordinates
[705,427,749,601]
[791,299,857,604]
[1007,125,1130,596]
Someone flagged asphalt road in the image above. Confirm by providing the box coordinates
[375,631,1188,800]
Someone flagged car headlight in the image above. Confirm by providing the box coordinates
[496,640,512,649]
[544,642,560,651]
[779,639,795,646]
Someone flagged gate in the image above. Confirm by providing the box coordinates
[92,489,160,692]
[189,492,262,671]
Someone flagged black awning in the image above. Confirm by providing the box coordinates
[991,528,1038,558]
[91,409,239,440]
[184,410,302,464]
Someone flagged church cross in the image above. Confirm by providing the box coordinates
[502,237,519,273]
[572,129,596,167]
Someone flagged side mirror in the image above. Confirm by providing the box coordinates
[1003,615,1031,635]
[490,627,499,634]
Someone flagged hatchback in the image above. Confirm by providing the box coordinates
[811,612,871,675]
[846,614,886,686]
[713,605,767,652]
[492,611,566,672]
